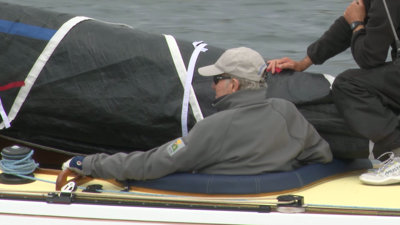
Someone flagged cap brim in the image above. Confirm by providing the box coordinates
[198,65,224,76]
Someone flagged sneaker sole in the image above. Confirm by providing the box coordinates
[360,176,400,185]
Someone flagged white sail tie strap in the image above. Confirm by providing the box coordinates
[164,35,205,136]
[0,81,25,129]
[323,74,335,89]
[0,16,92,129]
[0,98,10,128]
[368,140,375,159]
[180,41,208,136]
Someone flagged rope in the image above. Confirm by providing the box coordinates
[0,152,192,196]
[0,150,39,175]
[0,151,186,196]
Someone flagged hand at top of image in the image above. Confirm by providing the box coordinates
[344,0,366,24]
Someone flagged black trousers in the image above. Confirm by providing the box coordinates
[332,62,400,152]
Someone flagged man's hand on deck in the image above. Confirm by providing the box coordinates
[62,156,85,176]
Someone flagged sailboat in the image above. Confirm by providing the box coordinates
[0,2,399,224]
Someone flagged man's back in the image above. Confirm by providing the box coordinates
[190,90,332,175]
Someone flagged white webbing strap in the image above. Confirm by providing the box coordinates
[180,42,208,136]
[369,140,375,159]
[164,35,205,136]
[0,98,10,128]
[0,16,92,129]
[323,74,335,89]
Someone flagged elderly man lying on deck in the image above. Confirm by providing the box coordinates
[62,47,332,180]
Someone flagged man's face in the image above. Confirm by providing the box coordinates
[212,75,233,99]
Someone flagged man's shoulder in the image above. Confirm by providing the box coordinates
[200,107,237,123]
[267,98,300,115]
[268,98,296,107]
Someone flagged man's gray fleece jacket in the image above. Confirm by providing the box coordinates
[83,90,332,180]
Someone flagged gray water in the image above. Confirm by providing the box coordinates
[5,0,362,76]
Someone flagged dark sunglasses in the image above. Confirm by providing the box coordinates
[213,75,232,85]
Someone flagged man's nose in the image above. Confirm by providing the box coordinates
[212,82,216,90]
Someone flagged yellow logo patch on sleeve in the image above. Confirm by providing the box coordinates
[167,138,186,156]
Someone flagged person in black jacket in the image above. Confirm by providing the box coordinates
[267,0,400,185]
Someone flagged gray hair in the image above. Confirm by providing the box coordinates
[226,71,268,91]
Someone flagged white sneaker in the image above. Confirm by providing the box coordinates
[359,152,400,185]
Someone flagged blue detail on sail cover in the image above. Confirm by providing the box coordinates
[0,19,56,41]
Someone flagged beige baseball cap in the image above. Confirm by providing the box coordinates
[198,47,266,82]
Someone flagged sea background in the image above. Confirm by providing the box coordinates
[4,0,380,76]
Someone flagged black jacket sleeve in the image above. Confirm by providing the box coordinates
[307,16,352,65]
[351,0,399,69]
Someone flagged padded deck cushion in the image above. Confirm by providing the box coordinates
[126,159,373,194]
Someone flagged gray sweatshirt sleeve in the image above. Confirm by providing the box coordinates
[82,117,225,180]
[82,140,187,180]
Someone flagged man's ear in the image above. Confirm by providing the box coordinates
[231,78,240,92]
